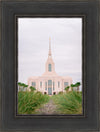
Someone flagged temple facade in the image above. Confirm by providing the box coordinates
[28,38,72,95]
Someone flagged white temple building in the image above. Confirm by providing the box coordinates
[28,38,72,95]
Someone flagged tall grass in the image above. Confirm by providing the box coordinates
[52,91,82,114]
[18,91,50,114]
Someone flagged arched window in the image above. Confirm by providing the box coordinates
[48,64,52,72]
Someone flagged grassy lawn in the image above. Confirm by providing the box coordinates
[18,91,82,115]
[18,91,50,114]
[51,91,82,114]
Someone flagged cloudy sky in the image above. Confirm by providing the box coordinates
[18,18,82,87]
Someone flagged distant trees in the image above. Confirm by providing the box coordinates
[75,82,81,91]
[71,84,75,91]
[18,82,28,91]
[71,82,81,92]
[65,82,81,92]
[65,86,70,93]
[18,82,36,92]
[18,82,23,91]
[30,86,36,92]
[18,81,81,93]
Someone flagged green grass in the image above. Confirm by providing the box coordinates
[18,91,82,115]
[51,91,82,114]
[18,91,50,114]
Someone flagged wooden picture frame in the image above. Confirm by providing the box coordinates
[0,0,99,131]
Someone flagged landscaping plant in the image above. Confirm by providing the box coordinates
[52,91,82,114]
[18,91,50,114]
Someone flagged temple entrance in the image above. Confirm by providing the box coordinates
[48,88,52,95]
[48,80,52,95]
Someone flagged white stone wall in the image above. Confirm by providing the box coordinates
[28,76,72,95]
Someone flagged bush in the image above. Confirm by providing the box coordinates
[18,91,49,114]
[30,86,36,91]
[58,91,63,95]
[36,91,42,94]
[52,91,82,114]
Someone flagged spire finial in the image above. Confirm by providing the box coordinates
[48,37,51,57]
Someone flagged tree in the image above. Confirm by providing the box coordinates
[75,82,81,91]
[18,82,21,85]
[21,83,26,91]
[24,84,28,91]
[18,82,22,91]
[18,82,24,91]
[30,86,36,92]
[65,86,70,92]
[71,84,75,91]
[18,82,28,91]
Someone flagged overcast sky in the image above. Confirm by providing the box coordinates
[18,18,82,87]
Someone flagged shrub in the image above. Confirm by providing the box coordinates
[30,86,36,91]
[52,91,82,114]
[18,91,49,114]
[58,91,63,95]
[65,86,70,92]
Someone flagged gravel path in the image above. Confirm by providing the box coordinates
[35,98,59,114]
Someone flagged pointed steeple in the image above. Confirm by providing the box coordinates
[48,37,52,57]
[42,37,58,76]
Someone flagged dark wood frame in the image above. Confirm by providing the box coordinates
[0,0,99,131]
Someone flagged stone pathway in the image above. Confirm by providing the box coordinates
[35,98,59,115]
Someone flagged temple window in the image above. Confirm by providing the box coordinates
[45,82,47,90]
[64,82,68,87]
[53,82,55,90]
[58,81,60,88]
[32,82,36,87]
[48,80,52,86]
[48,64,52,72]
[40,82,42,87]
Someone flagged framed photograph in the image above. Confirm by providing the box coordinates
[17,17,83,116]
[1,0,99,131]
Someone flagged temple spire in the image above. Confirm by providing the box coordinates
[48,37,52,57]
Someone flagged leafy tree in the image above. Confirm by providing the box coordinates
[71,84,75,91]
[65,86,70,92]
[18,82,21,85]
[21,83,26,91]
[75,82,81,91]
[30,86,36,92]
[18,82,22,91]
[18,82,24,91]
[24,84,28,91]
[18,82,28,91]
